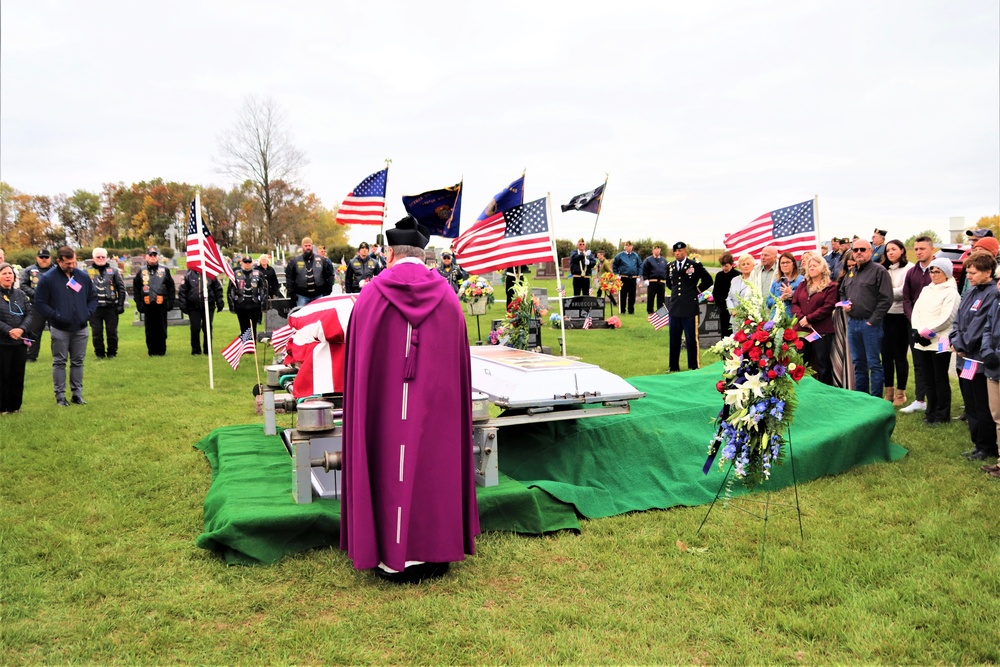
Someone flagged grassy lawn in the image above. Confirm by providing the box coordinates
[1,287,997,665]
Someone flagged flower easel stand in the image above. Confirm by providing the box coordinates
[697,426,804,569]
[459,276,495,345]
[467,299,487,344]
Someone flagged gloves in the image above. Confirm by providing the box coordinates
[985,354,1000,370]
[216,302,225,312]
[116,304,125,314]
[910,329,931,346]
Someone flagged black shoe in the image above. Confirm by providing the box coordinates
[192,350,201,355]
[374,562,449,584]
[71,396,87,405]
[967,450,990,461]
[957,412,968,422]
[56,398,70,407]
[27,359,37,363]
[108,354,116,359]
[95,354,106,359]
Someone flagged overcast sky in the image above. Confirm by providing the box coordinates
[2,0,997,249]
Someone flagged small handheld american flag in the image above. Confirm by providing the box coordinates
[582,315,593,330]
[959,358,980,380]
[222,328,256,371]
[648,306,669,331]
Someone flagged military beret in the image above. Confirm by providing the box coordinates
[672,242,687,251]
[873,228,887,237]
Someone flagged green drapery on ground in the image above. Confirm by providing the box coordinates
[195,363,905,565]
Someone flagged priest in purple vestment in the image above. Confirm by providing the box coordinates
[340,215,480,583]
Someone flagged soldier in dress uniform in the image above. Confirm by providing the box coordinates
[641,244,668,314]
[19,248,52,362]
[285,237,334,307]
[86,247,126,359]
[133,246,175,356]
[178,268,224,355]
[345,242,382,294]
[665,241,713,372]
[228,256,266,338]
[871,228,888,266]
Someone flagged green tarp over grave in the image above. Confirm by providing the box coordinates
[195,363,905,564]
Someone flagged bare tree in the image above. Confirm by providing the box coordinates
[215,95,307,246]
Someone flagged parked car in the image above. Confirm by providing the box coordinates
[936,244,969,282]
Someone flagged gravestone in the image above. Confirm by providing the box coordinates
[531,287,549,311]
[698,302,723,348]
[562,296,609,329]
[535,261,557,278]
[490,318,543,349]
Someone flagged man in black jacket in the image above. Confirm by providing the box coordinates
[86,247,127,359]
[178,269,224,355]
[133,246,175,356]
[32,247,97,405]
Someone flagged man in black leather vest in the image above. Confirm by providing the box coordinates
[86,247,126,359]
[133,246,175,356]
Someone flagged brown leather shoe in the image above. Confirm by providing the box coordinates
[893,389,907,407]
[989,469,1000,479]
[981,463,1000,473]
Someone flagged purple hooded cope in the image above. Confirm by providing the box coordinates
[340,259,480,571]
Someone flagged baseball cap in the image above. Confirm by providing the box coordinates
[967,228,994,239]
[147,245,159,255]
[37,248,50,258]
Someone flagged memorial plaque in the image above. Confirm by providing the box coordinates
[562,296,608,329]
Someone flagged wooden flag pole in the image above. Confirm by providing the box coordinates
[548,193,568,357]
[588,173,610,246]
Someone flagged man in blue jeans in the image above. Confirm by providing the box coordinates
[840,239,892,397]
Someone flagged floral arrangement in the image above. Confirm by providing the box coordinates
[598,272,622,295]
[490,281,547,350]
[706,281,807,488]
[606,315,622,329]
[459,275,495,307]
[549,312,562,328]
[698,290,714,303]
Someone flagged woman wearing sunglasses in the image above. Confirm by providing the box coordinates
[0,262,32,414]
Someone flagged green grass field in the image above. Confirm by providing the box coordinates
[1,284,997,665]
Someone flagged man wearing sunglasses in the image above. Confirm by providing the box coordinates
[840,239,893,397]
[133,246,175,356]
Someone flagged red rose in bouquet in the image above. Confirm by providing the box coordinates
[783,328,798,342]
[790,365,805,381]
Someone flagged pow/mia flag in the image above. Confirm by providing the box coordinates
[561,183,605,214]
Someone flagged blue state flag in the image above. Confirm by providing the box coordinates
[401,182,462,238]
[477,174,525,221]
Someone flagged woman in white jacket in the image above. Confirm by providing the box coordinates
[910,257,961,425]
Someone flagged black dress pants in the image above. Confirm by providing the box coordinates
[143,305,169,356]
[90,305,120,357]
[959,371,997,454]
[188,308,216,354]
[619,277,636,314]
[0,344,27,411]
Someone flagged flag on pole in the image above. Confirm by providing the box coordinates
[269,324,295,353]
[477,174,525,221]
[221,328,256,371]
[959,358,980,380]
[648,306,670,330]
[561,183,605,214]
[335,168,388,225]
[723,199,818,259]
[453,197,556,274]
[401,182,462,237]
[582,315,593,330]
[186,198,235,281]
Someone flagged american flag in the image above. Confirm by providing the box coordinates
[959,358,980,380]
[648,306,670,330]
[804,330,821,342]
[724,200,818,260]
[582,315,593,330]
[335,168,387,225]
[936,335,949,353]
[186,196,235,281]
[269,324,295,353]
[558,285,566,297]
[221,328,256,371]
[453,197,555,274]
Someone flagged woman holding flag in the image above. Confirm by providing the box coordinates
[909,257,959,427]
[949,252,999,460]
